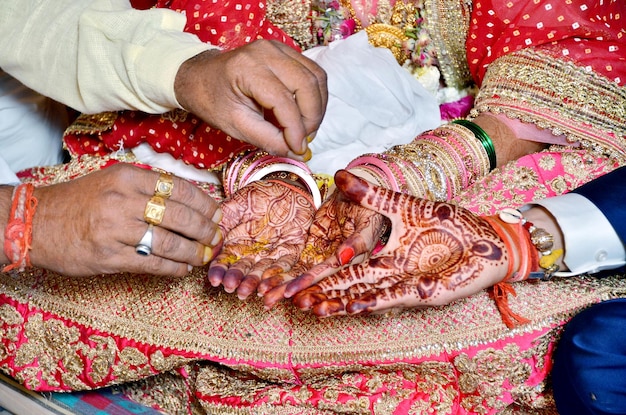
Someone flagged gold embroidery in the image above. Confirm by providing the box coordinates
[3,145,626,413]
[161,108,189,123]
[365,23,410,65]
[64,112,118,135]
[471,49,626,163]
[266,0,314,49]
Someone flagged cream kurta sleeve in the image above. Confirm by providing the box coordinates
[0,0,216,114]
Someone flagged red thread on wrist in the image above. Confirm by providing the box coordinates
[483,215,534,328]
[3,183,38,272]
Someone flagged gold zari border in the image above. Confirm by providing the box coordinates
[472,48,626,162]
[2,264,626,389]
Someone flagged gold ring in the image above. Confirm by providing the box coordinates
[144,196,166,225]
[154,173,174,199]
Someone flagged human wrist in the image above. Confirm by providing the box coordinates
[498,207,565,281]
[521,206,567,272]
[2,183,38,272]
[0,185,14,265]
[472,113,546,168]
[223,150,322,208]
[174,48,221,112]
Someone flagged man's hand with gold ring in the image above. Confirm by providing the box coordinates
[27,164,224,277]
[154,173,174,199]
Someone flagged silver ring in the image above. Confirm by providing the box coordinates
[135,224,154,256]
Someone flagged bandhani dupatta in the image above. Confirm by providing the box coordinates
[466,0,626,87]
[63,0,302,171]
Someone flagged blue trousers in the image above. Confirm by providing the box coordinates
[552,298,626,414]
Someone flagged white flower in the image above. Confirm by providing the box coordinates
[412,66,441,96]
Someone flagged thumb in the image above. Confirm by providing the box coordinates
[334,169,400,218]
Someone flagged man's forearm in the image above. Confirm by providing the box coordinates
[0,0,214,114]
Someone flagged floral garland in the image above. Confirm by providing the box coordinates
[311,0,356,45]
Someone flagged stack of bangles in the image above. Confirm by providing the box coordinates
[223,150,323,208]
[346,119,496,201]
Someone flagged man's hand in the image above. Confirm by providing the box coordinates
[174,40,328,160]
[23,163,223,277]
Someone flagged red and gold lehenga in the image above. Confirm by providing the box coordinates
[1,0,625,414]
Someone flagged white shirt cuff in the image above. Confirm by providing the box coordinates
[532,193,626,277]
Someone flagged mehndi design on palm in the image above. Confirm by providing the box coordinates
[291,170,509,317]
[207,179,315,299]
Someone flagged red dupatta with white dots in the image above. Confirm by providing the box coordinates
[466,0,625,87]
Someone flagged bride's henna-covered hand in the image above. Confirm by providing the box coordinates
[207,179,314,299]
[258,184,387,308]
[291,170,509,317]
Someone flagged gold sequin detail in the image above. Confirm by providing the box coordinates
[64,112,118,135]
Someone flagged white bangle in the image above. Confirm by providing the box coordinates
[244,163,322,209]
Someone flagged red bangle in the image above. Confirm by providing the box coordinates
[3,183,38,272]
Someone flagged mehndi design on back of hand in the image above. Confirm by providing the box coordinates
[292,170,509,317]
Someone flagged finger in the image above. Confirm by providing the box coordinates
[131,168,223,247]
[268,42,328,151]
[206,252,232,287]
[122,245,191,277]
[334,169,400,219]
[271,41,328,111]
[262,283,288,309]
[256,261,295,295]
[238,45,327,155]
[222,256,255,293]
[292,286,330,311]
[344,292,378,315]
[290,253,398,307]
[283,235,378,298]
[344,279,427,315]
[130,223,210,266]
[235,257,278,300]
[283,258,341,298]
[303,283,378,317]
[312,298,349,317]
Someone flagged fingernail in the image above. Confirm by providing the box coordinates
[287,150,305,160]
[211,228,222,247]
[188,264,193,272]
[212,209,223,223]
[203,245,214,264]
[306,132,316,143]
[339,247,355,265]
[303,147,312,162]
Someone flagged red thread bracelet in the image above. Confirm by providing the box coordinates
[3,183,38,272]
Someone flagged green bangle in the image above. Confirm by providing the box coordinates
[452,119,496,171]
